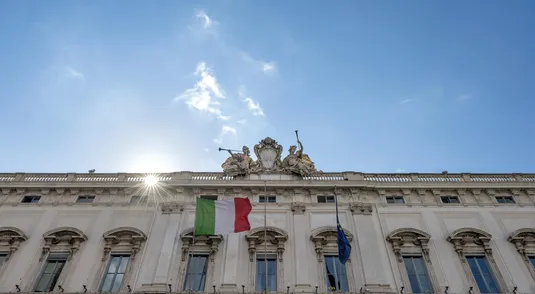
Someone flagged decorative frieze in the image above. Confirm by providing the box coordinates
[40,227,87,261]
[291,202,306,214]
[350,202,373,215]
[160,202,184,214]
[245,227,288,262]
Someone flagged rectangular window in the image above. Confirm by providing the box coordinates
[22,196,41,203]
[317,196,335,203]
[100,255,130,292]
[259,196,277,203]
[530,256,535,269]
[386,196,405,204]
[403,256,433,294]
[324,256,349,292]
[256,254,277,291]
[184,255,208,291]
[440,196,460,204]
[0,253,7,266]
[466,256,500,294]
[200,195,218,201]
[496,196,515,204]
[76,195,95,203]
[34,253,68,292]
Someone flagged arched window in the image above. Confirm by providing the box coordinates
[245,227,288,292]
[447,228,506,294]
[178,228,223,292]
[32,227,87,292]
[311,226,355,293]
[0,227,27,278]
[508,228,535,281]
[95,227,147,293]
[386,228,438,294]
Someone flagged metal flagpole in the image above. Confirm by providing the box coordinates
[334,186,342,294]
[264,181,268,294]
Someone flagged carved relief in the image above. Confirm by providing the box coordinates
[180,228,223,262]
[350,202,373,215]
[245,227,288,262]
[0,227,28,261]
[291,202,306,214]
[508,228,535,281]
[221,146,255,177]
[102,227,146,261]
[160,202,184,214]
[41,227,87,261]
[253,137,283,173]
[310,226,353,262]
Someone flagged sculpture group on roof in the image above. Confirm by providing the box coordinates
[220,131,319,177]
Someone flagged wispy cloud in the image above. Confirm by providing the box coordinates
[213,125,237,145]
[241,52,277,75]
[400,98,415,105]
[175,62,229,120]
[239,89,265,117]
[63,66,85,81]
[196,10,217,29]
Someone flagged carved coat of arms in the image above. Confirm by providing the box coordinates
[252,137,283,173]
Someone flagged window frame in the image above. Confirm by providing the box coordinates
[495,196,515,204]
[245,227,288,292]
[100,254,131,292]
[386,228,438,294]
[447,228,507,294]
[323,255,349,292]
[508,228,535,282]
[311,226,356,293]
[34,252,69,292]
[200,195,218,201]
[317,196,335,203]
[465,255,500,293]
[386,196,405,204]
[76,195,95,204]
[255,253,278,292]
[21,195,41,204]
[183,254,209,292]
[440,196,460,204]
[259,196,277,203]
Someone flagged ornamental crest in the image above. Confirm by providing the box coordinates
[253,137,283,173]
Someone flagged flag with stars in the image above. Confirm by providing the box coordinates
[335,195,351,264]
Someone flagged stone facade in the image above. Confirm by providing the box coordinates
[0,171,534,293]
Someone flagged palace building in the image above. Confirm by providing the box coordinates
[0,137,535,294]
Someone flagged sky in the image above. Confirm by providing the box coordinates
[1,1,535,174]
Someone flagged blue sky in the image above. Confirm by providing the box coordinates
[1,1,534,173]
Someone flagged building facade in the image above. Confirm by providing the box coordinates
[0,138,535,294]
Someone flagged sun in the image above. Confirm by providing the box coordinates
[144,175,159,186]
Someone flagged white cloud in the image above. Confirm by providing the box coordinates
[175,62,229,120]
[236,119,246,124]
[241,52,277,75]
[64,66,85,81]
[262,62,276,73]
[400,98,415,105]
[243,97,264,116]
[213,125,237,145]
[196,10,216,29]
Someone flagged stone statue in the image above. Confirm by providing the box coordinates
[282,131,317,176]
[220,146,254,176]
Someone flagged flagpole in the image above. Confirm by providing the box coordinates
[264,181,268,294]
[334,186,342,294]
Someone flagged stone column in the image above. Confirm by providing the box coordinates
[350,203,396,294]
[291,202,312,292]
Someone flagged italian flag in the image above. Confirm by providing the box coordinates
[195,197,252,235]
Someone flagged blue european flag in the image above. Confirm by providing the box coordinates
[335,195,351,264]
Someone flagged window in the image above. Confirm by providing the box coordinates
[324,256,349,292]
[100,255,130,292]
[403,256,433,294]
[200,195,218,200]
[530,257,535,269]
[496,196,515,204]
[34,253,68,292]
[256,254,277,291]
[440,196,459,204]
[508,228,535,282]
[22,196,41,203]
[317,196,335,203]
[259,196,276,203]
[466,256,500,294]
[76,195,95,203]
[386,196,405,204]
[184,255,208,291]
[0,253,7,266]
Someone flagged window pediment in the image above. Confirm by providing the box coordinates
[41,227,87,261]
[447,228,492,261]
[102,227,146,261]
[245,226,288,262]
[0,226,28,261]
[180,228,223,261]
[386,228,431,262]
[310,226,353,262]
[508,228,535,259]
